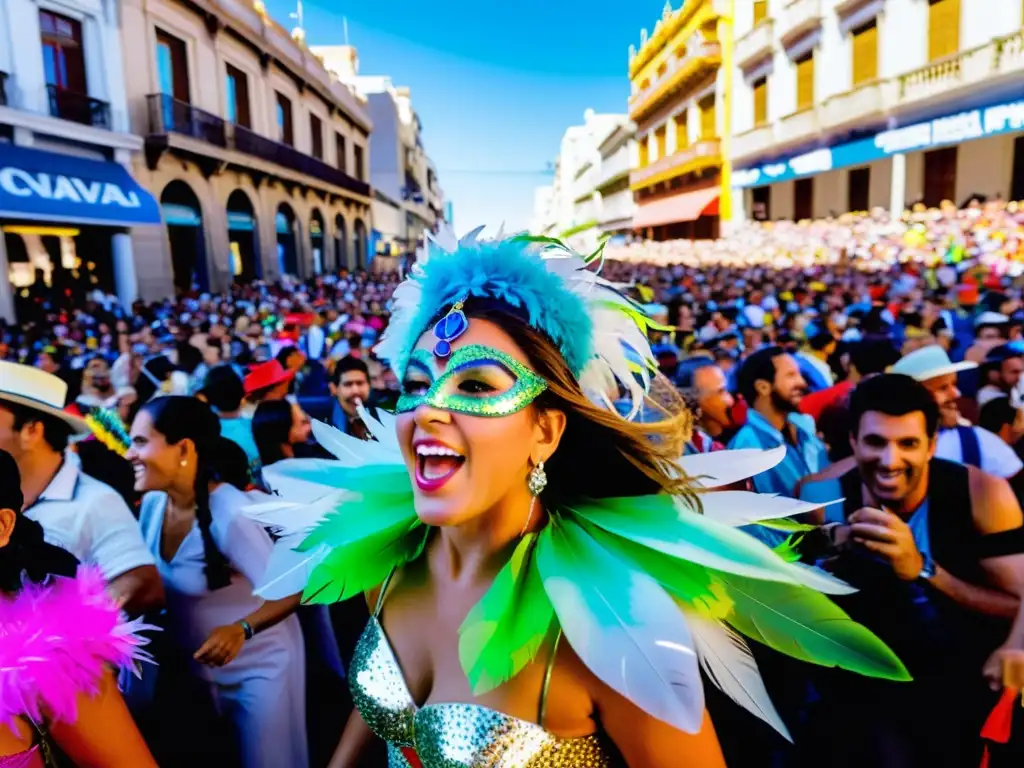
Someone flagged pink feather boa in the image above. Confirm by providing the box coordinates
[0,565,156,728]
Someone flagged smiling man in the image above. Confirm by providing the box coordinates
[797,373,1024,767]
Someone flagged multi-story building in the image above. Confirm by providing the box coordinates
[595,117,636,239]
[0,0,162,321]
[628,0,729,241]
[121,0,373,299]
[315,45,445,261]
[534,109,622,248]
[730,0,1024,222]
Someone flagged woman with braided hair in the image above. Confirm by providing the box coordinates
[127,396,308,768]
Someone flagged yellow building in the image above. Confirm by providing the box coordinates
[629,0,730,240]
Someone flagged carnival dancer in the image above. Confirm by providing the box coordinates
[252,228,908,767]
[0,449,157,768]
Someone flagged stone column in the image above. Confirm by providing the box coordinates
[0,232,15,322]
[112,232,138,308]
[890,153,907,219]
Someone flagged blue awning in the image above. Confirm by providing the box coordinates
[0,142,161,227]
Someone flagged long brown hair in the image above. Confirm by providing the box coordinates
[465,302,697,508]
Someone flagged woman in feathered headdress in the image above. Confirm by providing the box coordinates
[252,228,909,767]
[0,450,156,767]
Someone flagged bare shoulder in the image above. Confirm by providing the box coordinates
[967,466,1024,533]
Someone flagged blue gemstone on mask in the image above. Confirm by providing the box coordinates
[435,309,468,341]
[434,339,452,357]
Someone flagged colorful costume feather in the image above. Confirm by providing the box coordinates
[0,566,156,728]
[250,227,907,741]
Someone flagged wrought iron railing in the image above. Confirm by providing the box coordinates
[147,93,227,146]
[146,92,370,197]
[47,85,111,129]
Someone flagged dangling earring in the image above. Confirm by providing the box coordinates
[528,460,547,496]
[521,461,547,536]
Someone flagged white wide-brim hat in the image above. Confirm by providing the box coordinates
[890,345,977,382]
[0,361,92,435]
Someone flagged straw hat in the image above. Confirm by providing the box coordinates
[0,361,91,435]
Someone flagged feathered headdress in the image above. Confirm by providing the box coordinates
[83,408,131,457]
[375,226,671,415]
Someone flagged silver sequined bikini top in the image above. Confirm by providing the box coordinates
[349,612,620,767]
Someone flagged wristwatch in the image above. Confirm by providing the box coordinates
[917,553,938,582]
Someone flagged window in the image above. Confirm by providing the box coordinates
[923,146,958,207]
[336,133,347,173]
[753,77,768,126]
[852,19,879,86]
[928,0,960,62]
[655,125,667,160]
[699,94,716,139]
[675,112,689,150]
[794,177,814,220]
[225,63,250,127]
[40,10,86,93]
[310,114,324,160]
[1012,136,1024,203]
[751,185,771,221]
[275,92,293,146]
[638,137,649,167]
[353,144,364,181]
[848,167,871,211]
[753,0,768,25]
[795,51,815,110]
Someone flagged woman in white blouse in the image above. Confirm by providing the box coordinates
[127,396,307,768]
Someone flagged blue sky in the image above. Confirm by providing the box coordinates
[264,0,666,233]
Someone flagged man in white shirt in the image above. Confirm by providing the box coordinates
[0,362,163,617]
[892,346,1024,480]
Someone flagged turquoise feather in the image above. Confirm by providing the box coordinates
[458,533,555,694]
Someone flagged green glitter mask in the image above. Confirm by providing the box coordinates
[396,344,548,417]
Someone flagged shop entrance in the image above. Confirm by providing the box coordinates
[161,180,208,294]
[276,203,299,277]
[227,189,260,283]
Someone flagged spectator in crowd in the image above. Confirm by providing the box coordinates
[243,359,294,407]
[980,396,1024,459]
[201,364,261,481]
[730,347,828,500]
[798,374,1024,767]
[0,361,163,618]
[329,356,373,439]
[675,356,734,450]
[979,344,1024,407]
[252,399,313,467]
[129,396,306,768]
[892,345,1023,480]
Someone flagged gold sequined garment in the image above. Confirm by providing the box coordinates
[349,617,619,767]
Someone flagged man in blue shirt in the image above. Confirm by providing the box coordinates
[729,346,828,498]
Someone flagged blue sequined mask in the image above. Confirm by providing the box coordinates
[396,344,548,416]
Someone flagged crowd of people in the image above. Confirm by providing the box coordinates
[1,202,1024,767]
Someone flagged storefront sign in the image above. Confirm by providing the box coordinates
[733,97,1024,189]
[0,143,160,226]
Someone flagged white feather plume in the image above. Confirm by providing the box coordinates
[684,609,792,741]
[678,447,787,488]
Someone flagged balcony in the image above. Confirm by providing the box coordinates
[731,124,776,162]
[735,19,774,70]
[595,147,632,190]
[147,94,227,147]
[47,86,110,130]
[0,72,8,107]
[820,79,887,131]
[777,0,822,46]
[235,125,370,196]
[629,138,722,190]
[776,106,821,145]
[598,188,636,227]
[629,40,722,122]
[145,93,369,198]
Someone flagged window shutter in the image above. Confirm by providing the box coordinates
[928,0,961,62]
[796,52,815,109]
[753,78,768,125]
[852,19,879,86]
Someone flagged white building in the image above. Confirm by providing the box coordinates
[594,118,635,238]
[0,0,160,321]
[729,0,1024,223]
[314,45,444,261]
[534,109,623,248]
[529,185,555,235]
